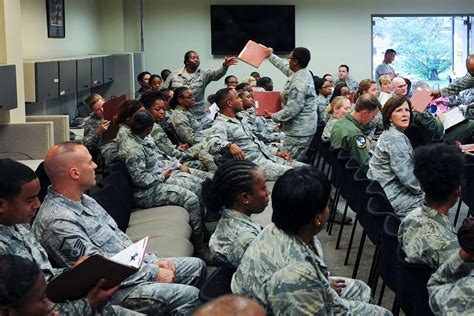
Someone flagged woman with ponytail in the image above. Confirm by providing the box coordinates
[202,160,269,268]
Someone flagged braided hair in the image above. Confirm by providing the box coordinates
[202,160,259,214]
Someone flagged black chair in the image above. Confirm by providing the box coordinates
[396,246,434,316]
[344,166,371,273]
[326,149,348,235]
[362,183,396,287]
[334,156,358,249]
[375,214,402,314]
[453,162,474,225]
[317,141,331,175]
[90,184,130,231]
[404,125,426,149]
[198,266,236,303]
[306,122,326,165]
[35,162,51,203]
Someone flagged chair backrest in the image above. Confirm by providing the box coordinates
[306,122,326,164]
[463,163,474,210]
[377,214,402,292]
[340,158,359,205]
[396,246,434,316]
[404,125,426,149]
[198,266,236,303]
[35,161,51,204]
[336,150,352,197]
[90,184,129,231]
[365,195,395,244]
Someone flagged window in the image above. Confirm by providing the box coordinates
[372,15,473,89]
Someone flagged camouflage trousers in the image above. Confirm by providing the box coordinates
[110,257,205,315]
[282,134,314,162]
[133,171,204,233]
[334,277,392,316]
[189,143,218,173]
[258,156,307,181]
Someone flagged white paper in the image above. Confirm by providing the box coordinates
[443,107,466,130]
[207,103,219,120]
[110,236,148,269]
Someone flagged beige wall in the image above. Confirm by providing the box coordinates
[141,0,473,97]
[21,0,101,60]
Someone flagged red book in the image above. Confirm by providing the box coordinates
[253,91,281,116]
[238,40,268,68]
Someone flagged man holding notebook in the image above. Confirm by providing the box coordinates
[31,142,206,315]
[263,47,317,162]
[0,158,141,315]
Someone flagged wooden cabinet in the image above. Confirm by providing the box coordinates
[0,64,17,111]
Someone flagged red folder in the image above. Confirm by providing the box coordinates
[238,40,268,68]
[101,94,126,143]
[253,91,282,116]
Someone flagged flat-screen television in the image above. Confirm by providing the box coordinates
[210,5,295,55]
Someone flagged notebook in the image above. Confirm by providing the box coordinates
[101,94,126,143]
[443,107,467,131]
[47,237,148,302]
[253,91,282,116]
[238,40,268,68]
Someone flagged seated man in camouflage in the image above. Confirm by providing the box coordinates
[32,142,206,315]
[206,88,305,181]
[428,217,474,315]
[0,158,140,315]
[330,94,381,172]
[398,143,464,270]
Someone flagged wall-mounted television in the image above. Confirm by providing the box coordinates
[210,5,295,55]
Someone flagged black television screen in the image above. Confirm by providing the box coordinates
[210,5,295,55]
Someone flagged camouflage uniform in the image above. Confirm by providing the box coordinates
[315,94,329,124]
[209,208,262,268]
[428,251,474,315]
[367,126,424,217]
[398,204,459,270]
[335,77,359,93]
[241,107,280,144]
[116,126,208,239]
[169,105,204,146]
[206,113,305,181]
[32,189,205,315]
[441,73,474,96]
[268,54,317,161]
[331,113,372,172]
[83,113,117,166]
[231,224,391,315]
[413,110,474,144]
[0,224,142,315]
[322,115,337,142]
[162,65,229,126]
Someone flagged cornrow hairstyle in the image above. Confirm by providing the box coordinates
[0,255,40,307]
[202,160,259,214]
[329,83,349,103]
[169,87,190,110]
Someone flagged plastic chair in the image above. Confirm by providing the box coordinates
[396,246,434,316]
[306,122,326,165]
[344,167,370,273]
[198,266,236,303]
